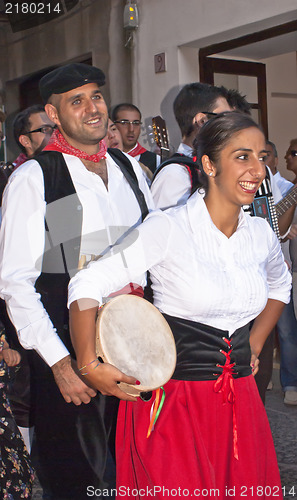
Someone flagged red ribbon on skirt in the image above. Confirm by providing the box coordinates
[213,337,239,460]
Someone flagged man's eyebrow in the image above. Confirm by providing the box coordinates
[66,89,102,102]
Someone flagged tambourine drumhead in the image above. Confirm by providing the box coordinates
[96,294,176,397]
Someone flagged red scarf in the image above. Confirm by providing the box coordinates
[127,142,147,157]
[44,129,107,162]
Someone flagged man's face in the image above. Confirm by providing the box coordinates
[114,109,142,152]
[23,112,55,157]
[285,140,297,176]
[46,83,108,153]
[264,143,278,175]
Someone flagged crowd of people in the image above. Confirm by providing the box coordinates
[0,62,296,499]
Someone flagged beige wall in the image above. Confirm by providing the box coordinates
[132,0,297,150]
[264,52,297,181]
[0,0,131,159]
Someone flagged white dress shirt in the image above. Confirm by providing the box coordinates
[151,143,193,210]
[274,171,294,198]
[0,152,154,366]
[69,192,291,336]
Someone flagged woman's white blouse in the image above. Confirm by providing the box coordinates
[68,192,291,335]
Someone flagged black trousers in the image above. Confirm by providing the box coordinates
[29,350,110,500]
[254,329,275,404]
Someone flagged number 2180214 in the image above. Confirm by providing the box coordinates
[5,3,62,15]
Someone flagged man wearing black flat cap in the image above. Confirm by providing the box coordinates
[0,62,154,499]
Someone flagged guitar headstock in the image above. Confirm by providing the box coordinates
[152,115,170,162]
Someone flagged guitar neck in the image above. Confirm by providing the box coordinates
[152,115,170,163]
[160,146,170,163]
[275,184,297,218]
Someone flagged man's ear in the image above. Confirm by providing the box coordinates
[45,103,60,127]
[18,134,31,151]
[201,154,216,177]
[193,112,208,129]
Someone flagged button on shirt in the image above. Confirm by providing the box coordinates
[69,192,291,336]
[0,152,154,366]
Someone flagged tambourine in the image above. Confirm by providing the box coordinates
[95,294,176,397]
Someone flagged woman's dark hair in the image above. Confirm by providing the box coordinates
[193,111,262,193]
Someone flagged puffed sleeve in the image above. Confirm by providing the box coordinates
[266,226,292,304]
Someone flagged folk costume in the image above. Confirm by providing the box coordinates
[69,192,291,500]
[0,128,153,499]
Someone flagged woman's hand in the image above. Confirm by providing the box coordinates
[250,352,259,377]
[2,347,21,367]
[81,360,138,402]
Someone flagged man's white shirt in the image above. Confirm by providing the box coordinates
[0,152,154,366]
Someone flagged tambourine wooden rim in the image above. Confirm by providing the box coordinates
[95,294,176,397]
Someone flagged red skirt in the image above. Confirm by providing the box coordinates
[116,375,283,499]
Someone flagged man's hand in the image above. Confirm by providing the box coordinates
[287,223,297,240]
[51,355,97,405]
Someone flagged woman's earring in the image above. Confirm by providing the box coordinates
[209,172,213,176]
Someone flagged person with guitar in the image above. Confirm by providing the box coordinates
[273,138,297,405]
[112,103,160,174]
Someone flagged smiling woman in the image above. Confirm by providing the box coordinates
[193,111,267,237]
[68,111,291,500]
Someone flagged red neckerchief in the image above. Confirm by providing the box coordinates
[13,152,29,170]
[44,129,107,163]
[127,142,147,157]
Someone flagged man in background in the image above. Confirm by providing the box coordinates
[150,82,232,209]
[12,104,56,168]
[112,102,160,173]
[266,139,293,196]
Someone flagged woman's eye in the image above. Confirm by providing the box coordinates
[237,154,247,160]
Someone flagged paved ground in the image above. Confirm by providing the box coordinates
[32,366,297,499]
[265,366,297,499]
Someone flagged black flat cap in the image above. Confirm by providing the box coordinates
[39,63,106,103]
